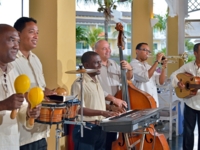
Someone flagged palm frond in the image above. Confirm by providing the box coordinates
[153,14,167,31]
[76,26,88,43]
[85,28,104,50]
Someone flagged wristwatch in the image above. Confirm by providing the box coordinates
[155,60,160,64]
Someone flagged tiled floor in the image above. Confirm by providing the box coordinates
[159,123,198,150]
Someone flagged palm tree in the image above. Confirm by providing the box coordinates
[97,0,117,41]
[85,27,104,50]
[76,26,88,43]
[76,26,104,50]
[153,14,167,32]
[76,0,132,41]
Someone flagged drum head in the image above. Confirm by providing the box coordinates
[64,99,80,105]
[42,101,65,108]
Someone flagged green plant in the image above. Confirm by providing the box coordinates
[76,26,88,43]
[153,14,167,32]
[185,39,194,52]
[85,27,104,50]
[126,55,131,63]
[186,55,195,63]
[152,47,166,61]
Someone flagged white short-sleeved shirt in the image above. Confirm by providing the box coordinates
[71,73,106,121]
[130,59,160,107]
[11,51,49,146]
[171,61,200,110]
[0,63,20,150]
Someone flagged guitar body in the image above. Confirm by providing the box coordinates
[175,73,200,98]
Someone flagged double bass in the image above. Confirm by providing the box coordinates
[111,22,170,150]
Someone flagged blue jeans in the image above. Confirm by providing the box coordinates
[73,122,106,150]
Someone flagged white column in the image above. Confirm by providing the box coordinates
[178,0,187,54]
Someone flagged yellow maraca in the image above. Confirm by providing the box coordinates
[28,87,44,126]
[11,74,31,119]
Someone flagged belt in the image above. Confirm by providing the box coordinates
[86,120,100,125]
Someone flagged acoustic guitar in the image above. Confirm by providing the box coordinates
[175,72,200,98]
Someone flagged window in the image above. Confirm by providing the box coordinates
[153,43,158,50]
[82,44,89,49]
[76,42,89,49]
[77,25,89,29]
[127,43,131,49]
[76,43,82,49]
[0,0,29,25]
[99,25,111,32]
[127,24,131,32]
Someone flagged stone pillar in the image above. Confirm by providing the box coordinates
[167,0,186,77]
[166,16,179,77]
[30,1,76,149]
[131,0,153,63]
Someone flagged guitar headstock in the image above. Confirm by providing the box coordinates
[115,22,125,50]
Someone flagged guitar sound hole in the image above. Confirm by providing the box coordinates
[185,82,190,90]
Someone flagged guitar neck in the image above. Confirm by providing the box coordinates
[189,84,200,90]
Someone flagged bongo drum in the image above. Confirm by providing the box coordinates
[63,99,80,120]
[36,101,65,124]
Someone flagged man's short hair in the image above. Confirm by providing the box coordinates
[81,51,99,64]
[194,43,200,52]
[14,17,37,32]
[135,43,148,50]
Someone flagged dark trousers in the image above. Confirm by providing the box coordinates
[105,132,117,150]
[20,138,47,150]
[183,104,200,150]
[73,122,106,150]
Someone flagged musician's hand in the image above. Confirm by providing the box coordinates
[0,94,24,110]
[101,111,119,118]
[44,88,57,96]
[27,104,41,119]
[177,81,185,89]
[120,60,132,71]
[113,98,127,108]
[162,59,167,68]
[111,105,126,113]
[44,88,57,101]
[156,52,164,62]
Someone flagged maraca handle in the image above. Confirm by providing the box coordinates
[10,109,17,119]
[29,118,34,126]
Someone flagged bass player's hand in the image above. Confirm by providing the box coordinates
[112,97,127,108]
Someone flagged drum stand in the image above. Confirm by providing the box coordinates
[63,71,86,136]
[55,124,63,150]
[79,72,84,137]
